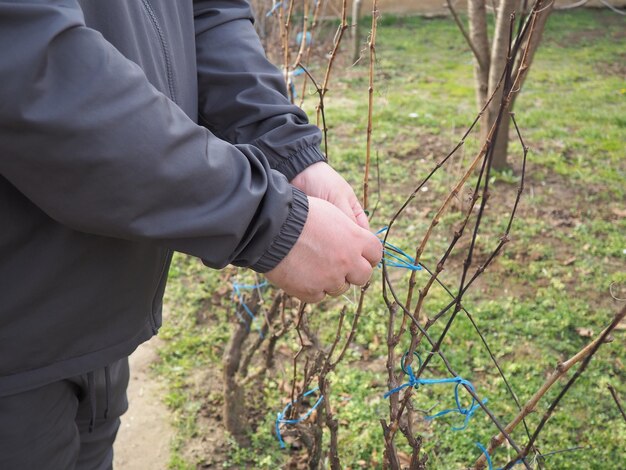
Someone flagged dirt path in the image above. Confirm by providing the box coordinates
[113,337,172,469]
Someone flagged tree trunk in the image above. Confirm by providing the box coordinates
[490,112,512,170]
[468,0,490,110]
[351,0,363,63]
[491,1,553,169]
[223,321,250,445]
[486,0,517,169]
[465,0,553,170]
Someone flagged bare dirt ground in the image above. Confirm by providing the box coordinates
[113,337,172,469]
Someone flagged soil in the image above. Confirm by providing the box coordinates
[113,337,173,469]
[177,368,231,469]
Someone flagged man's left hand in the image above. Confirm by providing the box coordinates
[291,162,370,230]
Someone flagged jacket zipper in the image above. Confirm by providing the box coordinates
[140,0,177,103]
[150,250,173,333]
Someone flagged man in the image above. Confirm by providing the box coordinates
[0,0,382,468]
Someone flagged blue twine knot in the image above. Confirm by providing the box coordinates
[376,227,422,272]
[384,352,486,431]
[275,388,324,448]
[232,280,268,338]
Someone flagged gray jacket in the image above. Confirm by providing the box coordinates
[0,0,325,396]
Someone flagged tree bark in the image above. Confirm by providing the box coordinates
[223,309,253,445]
[486,0,517,169]
[468,0,553,169]
[351,0,363,63]
[468,0,490,110]
[223,321,250,445]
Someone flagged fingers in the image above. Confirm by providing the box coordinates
[335,197,358,225]
[325,280,351,297]
[274,281,326,304]
[355,209,370,231]
[346,256,375,287]
[335,188,370,232]
[351,197,371,231]
[291,161,371,230]
[360,229,383,267]
[265,197,382,304]
[299,291,326,304]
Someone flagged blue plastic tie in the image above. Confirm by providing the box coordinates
[376,227,422,272]
[384,352,486,431]
[266,1,283,17]
[476,442,523,470]
[275,388,324,448]
[476,442,494,470]
[232,281,268,338]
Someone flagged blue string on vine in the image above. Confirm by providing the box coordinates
[289,66,306,99]
[275,387,324,448]
[265,1,283,17]
[231,280,268,338]
[476,442,524,470]
[376,227,422,272]
[476,442,495,470]
[384,351,486,431]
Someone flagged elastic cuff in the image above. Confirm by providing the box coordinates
[251,187,308,273]
[274,145,326,181]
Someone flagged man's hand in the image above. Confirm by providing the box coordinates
[291,162,370,231]
[265,196,382,303]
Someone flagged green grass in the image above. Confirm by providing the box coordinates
[156,10,625,469]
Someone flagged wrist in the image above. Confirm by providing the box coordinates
[250,187,309,273]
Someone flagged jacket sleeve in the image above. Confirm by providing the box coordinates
[193,0,326,181]
[0,0,307,273]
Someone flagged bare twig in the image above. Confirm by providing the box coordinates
[298,0,325,108]
[446,0,488,71]
[297,64,329,159]
[419,258,534,443]
[382,290,529,469]
[363,0,378,210]
[608,384,626,423]
[292,0,310,74]
[380,4,550,467]
[317,285,370,469]
[316,0,349,152]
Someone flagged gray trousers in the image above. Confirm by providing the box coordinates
[0,358,129,470]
